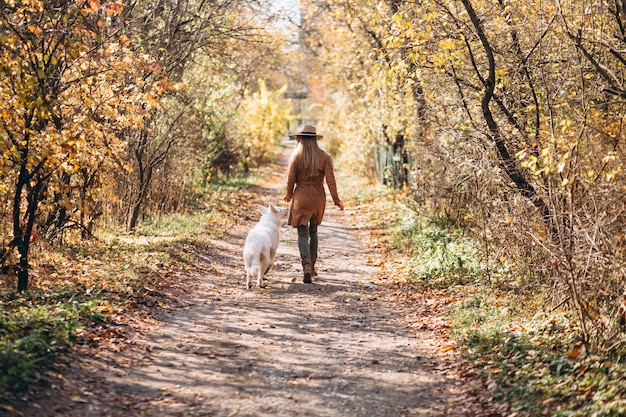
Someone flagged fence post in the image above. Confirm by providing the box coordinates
[376,145,410,189]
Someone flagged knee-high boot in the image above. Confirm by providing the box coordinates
[301,259,312,283]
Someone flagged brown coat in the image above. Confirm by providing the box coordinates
[285,149,340,226]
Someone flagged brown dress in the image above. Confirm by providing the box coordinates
[286,150,341,227]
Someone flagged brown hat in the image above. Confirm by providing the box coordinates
[290,124,323,139]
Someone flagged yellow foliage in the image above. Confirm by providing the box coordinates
[231,80,294,167]
[0,0,150,249]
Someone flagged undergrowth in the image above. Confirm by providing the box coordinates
[450,293,626,416]
[0,299,82,391]
[0,175,258,402]
[364,194,626,416]
[394,213,482,288]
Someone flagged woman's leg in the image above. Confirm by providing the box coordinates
[297,224,313,283]
[297,224,310,259]
[309,221,318,260]
[309,222,319,276]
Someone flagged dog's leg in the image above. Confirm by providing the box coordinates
[265,248,276,275]
[246,271,251,289]
[257,269,263,288]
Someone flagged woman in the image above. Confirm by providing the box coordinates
[284,124,344,283]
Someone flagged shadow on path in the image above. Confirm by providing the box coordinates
[14,141,474,417]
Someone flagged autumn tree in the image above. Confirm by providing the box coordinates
[0,0,144,291]
[294,1,413,179]
[234,80,293,170]
[304,0,626,348]
[111,0,219,231]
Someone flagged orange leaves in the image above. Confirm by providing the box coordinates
[118,34,131,46]
[566,342,584,360]
[16,0,44,13]
[88,0,123,15]
[442,343,457,352]
[104,1,124,16]
[86,0,101,13]
[566,345,583,360]
[27,25,42,36]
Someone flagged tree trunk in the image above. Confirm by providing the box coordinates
[13,162,29,292]
[12,154,45,292]
[127,166,153,232]
[127,198,142,231]
[17,245,29,292]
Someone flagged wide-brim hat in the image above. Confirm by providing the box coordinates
[290,124,323,139]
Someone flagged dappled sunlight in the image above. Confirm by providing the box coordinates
[1,132,484,417]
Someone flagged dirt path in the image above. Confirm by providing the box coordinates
[11,142,484,417]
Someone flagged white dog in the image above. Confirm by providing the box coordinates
[243,203,289,289]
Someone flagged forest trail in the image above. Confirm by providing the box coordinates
[12,142,483,417]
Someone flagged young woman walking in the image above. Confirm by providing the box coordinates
[284,124,344,283]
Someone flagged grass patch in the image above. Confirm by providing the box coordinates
[451,292,626,416]
[135,212,215,237]
[0,236,201,397]
[393,212,483,288]
[0,299,83,391]
[340,177,397,205]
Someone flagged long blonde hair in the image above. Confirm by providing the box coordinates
[290,137,321,178]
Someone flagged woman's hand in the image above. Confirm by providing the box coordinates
[337,201,344,211]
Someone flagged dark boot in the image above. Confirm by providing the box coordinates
[311,258,318,277]
[302,259,312,283]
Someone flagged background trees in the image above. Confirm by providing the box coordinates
[3,0,624,352]
[107,0,290,231]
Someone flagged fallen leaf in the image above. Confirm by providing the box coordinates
[567,346,582,360]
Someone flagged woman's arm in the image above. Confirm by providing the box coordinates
[284,159,297,202]
[323,154,343,210]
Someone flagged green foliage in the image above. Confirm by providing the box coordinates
[0,297,85,392]
[394,213,482,288]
